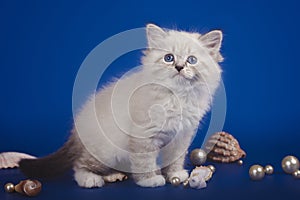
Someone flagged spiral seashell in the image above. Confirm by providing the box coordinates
[15,179,42,197]
[0,152,36,169]
[205,132,246,163]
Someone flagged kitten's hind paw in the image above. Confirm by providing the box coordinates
[136,175,166,187]
[74,170,105,188]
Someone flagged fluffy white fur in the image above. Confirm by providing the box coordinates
[71,24,223,188]
[19,24,223,188]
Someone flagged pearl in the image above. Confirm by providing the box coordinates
[190,149,207,166]
[249,165,265,181]
[264,165,274,175]
[281,155,300,174]
[293,170,300,178]
[4,183,15,193]
[170,177,181,186]
[182,179,189,187]
[237,160,243,165]
[207,165,216,173]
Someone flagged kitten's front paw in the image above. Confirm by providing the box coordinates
[168,170,189,182]
[136,175,166,187]
[74,170,105,188]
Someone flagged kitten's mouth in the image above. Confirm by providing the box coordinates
[172,72,182,77]
[178,72,185,77]
[173,72,187,79]
[172,71,194,81]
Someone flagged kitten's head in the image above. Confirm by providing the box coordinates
[142,24,223,90]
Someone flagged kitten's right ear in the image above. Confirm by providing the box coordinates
[146,24,167,48]
[199,30,224,62]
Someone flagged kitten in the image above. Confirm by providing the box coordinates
[19,24,223,188]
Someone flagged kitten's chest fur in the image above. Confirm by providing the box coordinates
[164,88,201,126]
[143,82,206,138]
[141,83,207,150]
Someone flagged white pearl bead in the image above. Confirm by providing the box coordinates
[190,149,207,166]
[264,165,274,175]
[293,170,300,178]
[170,177,180,186]
[249,165,265,180]
[281,156,299,174]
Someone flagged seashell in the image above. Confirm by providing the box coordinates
[205,132,246,163]
[188,166,212,189]
[0,152,36,169]
[15,179,42,197]
[102,173,128,182]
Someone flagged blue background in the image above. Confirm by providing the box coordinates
[1,0,300,199]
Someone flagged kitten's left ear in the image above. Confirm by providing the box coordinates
[200,30,224,62]
[146,24,167,48]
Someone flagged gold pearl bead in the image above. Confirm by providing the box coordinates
[182,179,189,187]
[292,170,300,178]
[190,149,207,166]
[281,155,300,174]
[249,164,265,181]
[207,165,216,173]
[170,177,180,186]
[237,160,243,165]
[4,183,15,193]
[264,165,274,175]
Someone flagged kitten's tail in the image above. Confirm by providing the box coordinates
[19,135,80,179]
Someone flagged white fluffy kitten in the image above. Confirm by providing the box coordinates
[19,24,223,188]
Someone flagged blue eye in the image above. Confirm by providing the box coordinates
[164,54,174,63]
[187,56,197,64]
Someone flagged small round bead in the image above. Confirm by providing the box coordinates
[237,160,243,165]
[170,177,181,186]
[207,165,216,173]
[182,179,189,187]
[292,170,300,178]
[249,164,265,181]
[4,183,15,193]
[281,155,299,174]
[190,149,207,166]
[264,165,274,175]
